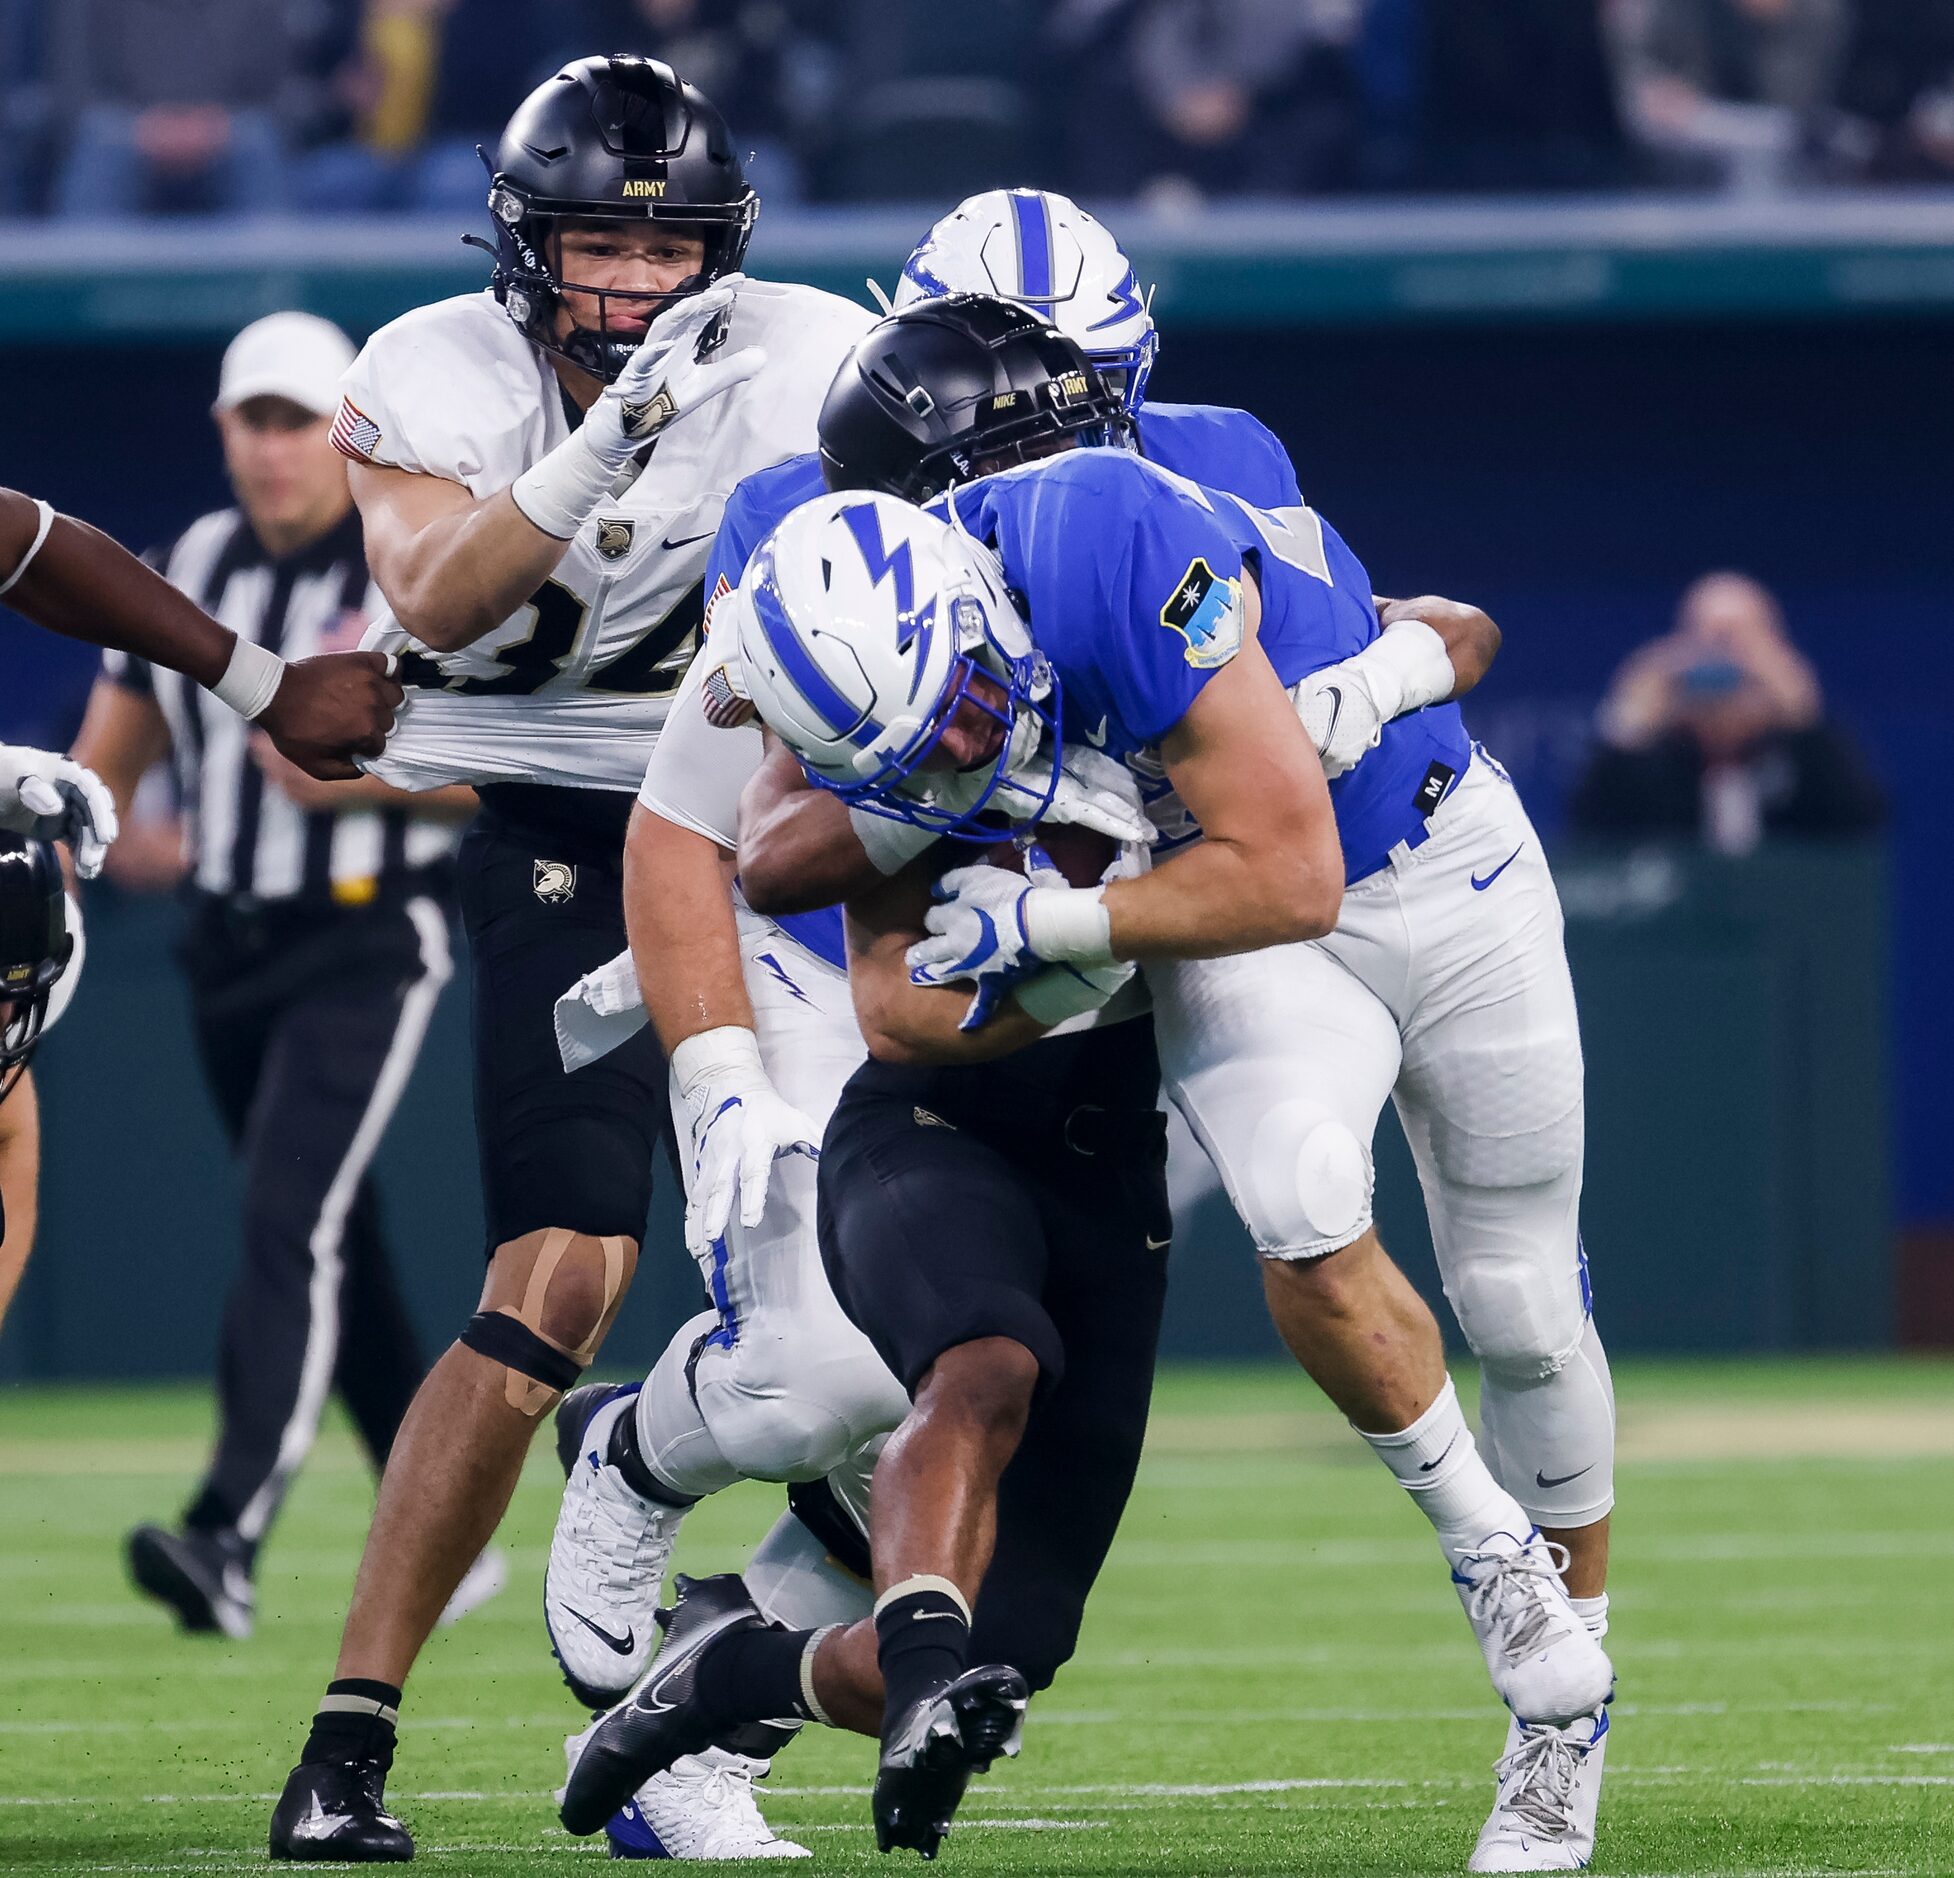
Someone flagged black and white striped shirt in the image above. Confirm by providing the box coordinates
[102,507,459,906]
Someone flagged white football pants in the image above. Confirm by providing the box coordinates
[1152,755,1614,1528]
[639,907,909,1503]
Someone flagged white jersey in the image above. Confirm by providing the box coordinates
[339,281,874,792]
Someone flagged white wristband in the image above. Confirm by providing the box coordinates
[671,1024,765,1099]
[850,805,938,877]
[1022,884,1114,967]
[1352,618,1456,720]
[510,429,615,542]
[0,498,55,597]
[211,636,288,720]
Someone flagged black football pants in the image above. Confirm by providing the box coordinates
[177,893,450,1552]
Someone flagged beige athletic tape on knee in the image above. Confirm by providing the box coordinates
[498,1228,634,1414]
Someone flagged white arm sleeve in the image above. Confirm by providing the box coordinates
[636,654,762,849]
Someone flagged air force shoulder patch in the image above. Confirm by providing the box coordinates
[1160,558,1243,669]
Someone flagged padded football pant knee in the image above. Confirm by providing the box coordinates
[1153,941,1402,1261]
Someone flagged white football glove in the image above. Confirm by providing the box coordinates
[0,744,118,879]
[1294,618,1457,780]
[511,280,767,540]
[671,1026,819,1257]
[1293,667,1385,780]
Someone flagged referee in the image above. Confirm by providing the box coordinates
[70,313,481,1639]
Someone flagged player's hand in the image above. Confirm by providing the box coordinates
[259,651,404,780]
[588,280,767,475]
[0,743,119,878]
[1040,744,1154,844]
[1293,663,1385,779]
[675,1026,820,1256]
[907,859,1047,1000]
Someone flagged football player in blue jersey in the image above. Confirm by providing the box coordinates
[723,434,1618,1870]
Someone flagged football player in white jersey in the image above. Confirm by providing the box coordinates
[887,190,1619,1873]
[267,56,873,1864]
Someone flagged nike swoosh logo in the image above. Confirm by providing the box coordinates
[566,1607,636,1655]
[1320,684,1343,745]
[1145,1234,1172,1252]
[662,530,714,552]
[911,1609,963,1622]
[1535,1463,1595,1490]
[1084,715,1109,748]
[1419,1432,1460,1473]
[1471,844,1525,892]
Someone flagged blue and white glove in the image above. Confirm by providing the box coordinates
[671,1026,820,1257]
[0,743,118,879]
[908,847,1119,1029]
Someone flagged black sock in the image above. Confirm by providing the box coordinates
[875,1585,970,1735]
[608,1403,696,1510]
[301,1679,402,1767]
[693,1625,818,1734]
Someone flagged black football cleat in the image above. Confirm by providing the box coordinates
[268,1753,413,1862]
[127,1523,254,1638]
[873,1664,1029,1859]
[554,1379,639,1479]
[558,1572,771,1838]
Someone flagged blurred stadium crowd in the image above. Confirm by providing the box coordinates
[4,0,1954,221]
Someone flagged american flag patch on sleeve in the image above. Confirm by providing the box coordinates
[330,398,383,463]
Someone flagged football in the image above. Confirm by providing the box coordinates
[979,820,1118,888]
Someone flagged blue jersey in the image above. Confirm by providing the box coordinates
[705,400,1303,605]
[937,451,1471,885]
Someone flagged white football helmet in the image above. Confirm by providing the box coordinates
[894,188,1159,409]
[733,492,1056,833]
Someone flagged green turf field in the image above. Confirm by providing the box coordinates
[4,1358,1950,1875]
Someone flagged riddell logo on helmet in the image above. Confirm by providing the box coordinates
[621,179,668,199]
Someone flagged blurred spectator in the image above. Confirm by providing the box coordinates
[1048,0,1369,202]
[294,0,555,216]
[1572,572,1884,855]
[1419,0,1631,190]
[1605,0,1850,191]
[0,0,52,215]
[1830,0,1954,182]
[50,0,305,218]
[568,0,844,204]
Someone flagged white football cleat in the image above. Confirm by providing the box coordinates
[1452,1531,1614,1724]
[545,1386,686,1707]
[437,1545,508,1627]
[562,1728,812,1861]
[1470,1706,1609,1871]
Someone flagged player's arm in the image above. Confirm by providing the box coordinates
[1295,593,1500,780]
[737,739,934,915]
[1103,631,1343,956]
[349,464,576,653]
[623,801,820,1254]
[1375,594,1502,698]
[0,1069,40,1334]
[844,863,1092,1066]
[1,488,401,782]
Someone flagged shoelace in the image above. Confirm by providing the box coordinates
[1459,1539,1576,1663]
[670,1754,780,1854]
[1490,1726,1583,1839]
[568,1459,677,1597]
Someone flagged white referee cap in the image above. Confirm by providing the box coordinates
[214,311,356,418]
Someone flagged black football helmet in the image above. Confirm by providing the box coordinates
[0,833,74,1103]
[478,55,758,382]
[817,294,1131,504]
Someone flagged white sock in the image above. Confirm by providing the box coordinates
[746,1509,874,1631]
[1356,1377,1536,1568]
[1569,1592,1609,1641]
